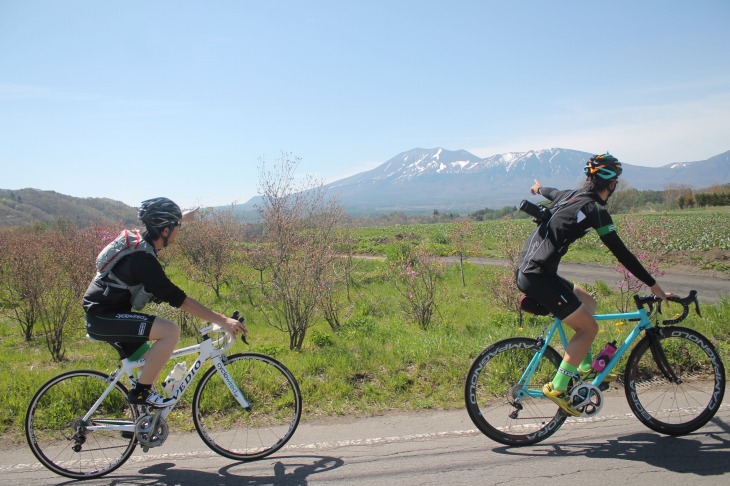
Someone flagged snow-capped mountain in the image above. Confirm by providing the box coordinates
[239,147,730,215]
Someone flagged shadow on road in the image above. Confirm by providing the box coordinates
[136,455,344,485]
[48,455,345,486]
[493,416,730,476]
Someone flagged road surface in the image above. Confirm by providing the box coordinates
[2,386,729,485]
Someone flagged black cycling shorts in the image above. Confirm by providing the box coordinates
[515,271,582,320]
[86,312,156,347]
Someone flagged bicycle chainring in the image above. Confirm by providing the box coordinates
[135,414,169,448]
[569,383,603,417]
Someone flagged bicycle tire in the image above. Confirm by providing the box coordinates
[25,370,137,479]
[624,326,726,435]
[465,337,567,446]
[192,353,302,461]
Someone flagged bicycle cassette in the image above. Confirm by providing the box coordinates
[569,383,603,417]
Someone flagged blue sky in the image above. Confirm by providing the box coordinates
[2,1,729,209]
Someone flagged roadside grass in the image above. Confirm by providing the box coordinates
[2,257,728,444]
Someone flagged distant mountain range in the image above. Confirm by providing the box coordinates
[2,148,728,226]
[239,147,730,215]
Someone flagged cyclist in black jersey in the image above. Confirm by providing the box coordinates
[83,198,248,408]
[515,154,671,416]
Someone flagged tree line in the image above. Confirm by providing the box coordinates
[0,153,465,360]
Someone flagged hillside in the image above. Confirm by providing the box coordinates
[0,189,137,228]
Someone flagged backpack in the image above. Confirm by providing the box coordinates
[94,229,158,310]
[521,190,597,225]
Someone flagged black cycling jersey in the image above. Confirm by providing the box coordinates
[83,249,187,316]
[517,187,656,287]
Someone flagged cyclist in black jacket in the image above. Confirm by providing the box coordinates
[83,198,247,408]
[515,154,670,416]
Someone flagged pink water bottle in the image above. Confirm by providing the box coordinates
[591,341,617,372]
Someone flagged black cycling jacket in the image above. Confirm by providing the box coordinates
[517,187,656,287]
[83,249,187,315]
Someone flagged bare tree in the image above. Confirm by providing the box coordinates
[449,219,477,287]
[175,207,243,300]
[662,184,693,210]
[606,181,638,214]
[28,221,93,361]
[390,242,444,330]
[0,228,44,341]
[490,221,526,324]
[317,236,358,332]
[255,152,344,350]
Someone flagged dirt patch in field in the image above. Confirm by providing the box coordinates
[659,248,730,278]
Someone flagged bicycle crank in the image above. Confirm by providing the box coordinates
[569,383,603,417]
[135,414,169,451]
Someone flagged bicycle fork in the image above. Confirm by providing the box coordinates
[212,355,252,411]
[646,327,682,384]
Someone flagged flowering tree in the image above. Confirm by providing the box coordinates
[489,221,527,322]
[614,215,668,312]
[0,227,45,341]
[255,152,345,350]
[175,207,243,300]
[391,243,444,330]
[449,219,477,287]
[0,221,97,360]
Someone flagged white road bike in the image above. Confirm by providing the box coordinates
[25,312,302,480]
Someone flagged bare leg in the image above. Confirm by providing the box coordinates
[573,284,596,315]
[137,317,180,386]
[562,305,598,368]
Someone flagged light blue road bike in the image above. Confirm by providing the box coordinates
[465,291,725,446]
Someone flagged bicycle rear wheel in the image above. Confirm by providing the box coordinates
[465,337,566,446]
[625,326,726,435]
[25,370,137,479]
[193,353,302,461]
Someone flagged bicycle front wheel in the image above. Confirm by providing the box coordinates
[25,370,137,480]
[193,353,302,461]
[625,326,726,435]
[465,337,566,446]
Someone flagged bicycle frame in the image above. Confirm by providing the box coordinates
[82,325,249,435]
[520,305,653,399]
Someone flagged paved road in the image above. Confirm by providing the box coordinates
[3,387,729,485]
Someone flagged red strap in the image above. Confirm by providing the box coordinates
[132,229,141,250]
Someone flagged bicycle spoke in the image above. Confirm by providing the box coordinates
[625,327,725,435]
[25,371,137,479]
[193,353,302,460]
[465,338,566,446]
